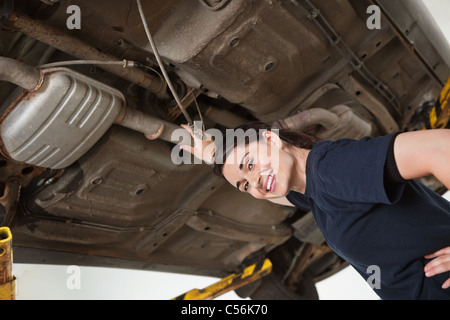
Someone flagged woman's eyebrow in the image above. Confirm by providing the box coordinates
[239,152,249,171]
[236,181,241,189]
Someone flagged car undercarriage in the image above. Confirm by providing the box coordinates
[0,0,449,299]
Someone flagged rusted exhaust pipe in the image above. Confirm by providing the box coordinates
[116,107,179,142]
[273,108,340,132]
[0,57,42,90]
[273,106,372,140]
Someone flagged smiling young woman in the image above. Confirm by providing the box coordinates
[221,129,310,199]
[180,122,450,299]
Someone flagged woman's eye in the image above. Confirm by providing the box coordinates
[244,181,249,192]
[248,159,253,170]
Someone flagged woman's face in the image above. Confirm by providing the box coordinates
[222,131,296,200]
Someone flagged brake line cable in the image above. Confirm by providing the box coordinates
[135,0,193,127]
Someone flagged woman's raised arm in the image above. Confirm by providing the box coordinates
[394,129,450,189]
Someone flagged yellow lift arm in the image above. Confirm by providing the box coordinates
[173,258,272,300]
[425,77,450,130]
[0,227,15,300]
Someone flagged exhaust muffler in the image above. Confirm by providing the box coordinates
[0,57,178,169]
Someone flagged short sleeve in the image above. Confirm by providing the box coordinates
[307,134,405,205]
[286,190,312,211]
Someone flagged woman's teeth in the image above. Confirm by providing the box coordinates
[266,173,274,192]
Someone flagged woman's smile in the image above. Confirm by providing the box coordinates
[264,170,276,193]
[221,129,309,199]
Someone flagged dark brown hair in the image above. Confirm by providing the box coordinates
[213,121,319,176]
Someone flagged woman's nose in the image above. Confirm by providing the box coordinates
[248,171,262,188]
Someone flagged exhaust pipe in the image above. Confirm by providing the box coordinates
[0,57,179,169]
[273,108,340,133]
[273,105,372,140]
[0,57,42,90]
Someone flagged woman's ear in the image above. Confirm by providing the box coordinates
[262,130,282,149]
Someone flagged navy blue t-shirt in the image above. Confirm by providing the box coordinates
[287,133,450,300]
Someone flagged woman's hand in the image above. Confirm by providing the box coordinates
[180,123,216,165]
[424,246,450,289]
